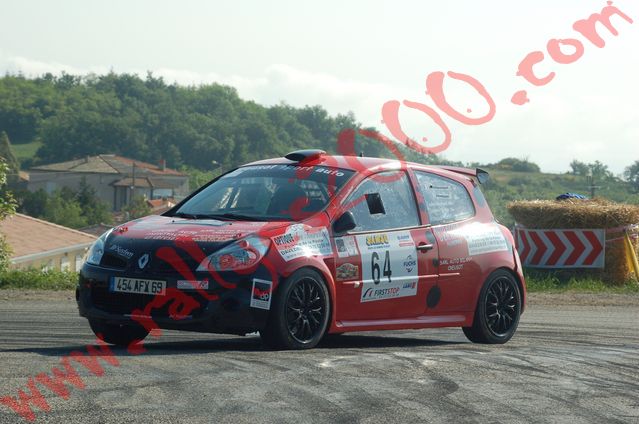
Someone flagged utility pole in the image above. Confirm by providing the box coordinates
[586,170,600,198]
[130,162,136,204]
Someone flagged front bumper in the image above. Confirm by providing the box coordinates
[77,263,274,335]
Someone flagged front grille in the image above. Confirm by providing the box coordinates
[151,253,201,275]
[100,253,128,269]
[91,286,209,318]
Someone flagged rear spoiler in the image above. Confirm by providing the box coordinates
[434,166,490,184]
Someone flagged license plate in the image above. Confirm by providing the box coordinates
[109,277,166,296]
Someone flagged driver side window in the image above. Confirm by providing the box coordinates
[343,171,420,232]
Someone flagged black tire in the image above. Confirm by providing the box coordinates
[89,319,150,347]
[260,268,330,350]
[463,269,521,344]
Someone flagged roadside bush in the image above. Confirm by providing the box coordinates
[0,269,78,290]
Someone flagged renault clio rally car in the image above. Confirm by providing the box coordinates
[77,150,526,349]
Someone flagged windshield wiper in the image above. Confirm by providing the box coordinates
[205,213,268,222]
[172,212,268,221]
[172,212,200,219]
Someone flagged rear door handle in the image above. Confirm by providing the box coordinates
[417,243,434,252]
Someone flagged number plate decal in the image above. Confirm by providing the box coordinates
[356,231,418,302]
[109,276,166,296]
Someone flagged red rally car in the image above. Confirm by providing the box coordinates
[77,150,526,349]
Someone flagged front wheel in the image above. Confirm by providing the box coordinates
[89,319,149,347]
[260,269,330,350]
[463,270,521,344]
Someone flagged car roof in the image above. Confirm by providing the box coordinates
[244,154,481,181]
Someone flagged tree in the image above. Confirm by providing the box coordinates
[588,160,613,181]
[495,157,540,173]
[624,160,639,192]
[0,131,19,185]
[43,190,87,229]
[17,189,48,217]
[0,160,16,220]
[569,160,589,176]
[569,160,613,181]
[122,195,151,220]
[76,178,113,224]
[0,160,17,272]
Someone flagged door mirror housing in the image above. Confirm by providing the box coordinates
[333,211,357,234]
[365,193,385,215]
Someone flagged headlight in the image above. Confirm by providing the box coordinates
[197,236,270,272]
[85,228,113,266]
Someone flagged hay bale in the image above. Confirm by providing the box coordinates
[507,199,639,229]
[507,199,639,284]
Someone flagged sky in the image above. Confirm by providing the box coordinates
[1,0,637,174]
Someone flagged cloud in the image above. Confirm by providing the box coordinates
[0,54,109,76]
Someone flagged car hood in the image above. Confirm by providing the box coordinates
[98,215,294,272]
[108,215,290,244]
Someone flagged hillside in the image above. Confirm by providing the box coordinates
[481,168,638,227]
[1,73,637,229]
[0,73,423,172]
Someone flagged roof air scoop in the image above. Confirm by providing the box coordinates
[284,149,326,162]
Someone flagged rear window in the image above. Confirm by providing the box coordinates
[414,171,475,225]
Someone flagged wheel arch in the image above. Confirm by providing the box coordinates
[276,263,337,326]
[469,266,525,319]
[497,266,526,314]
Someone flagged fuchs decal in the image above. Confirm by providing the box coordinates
[403,254,417,273]
[250,279,273,310]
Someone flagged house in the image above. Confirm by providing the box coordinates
[27,155,190,211]
[147,197,177,215]
[0,214,96,272]
[78,223,114,237]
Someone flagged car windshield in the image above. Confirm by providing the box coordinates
[172,164,354,221]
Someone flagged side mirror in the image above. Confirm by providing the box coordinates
[333,211,357,234]
[365,193,385,215]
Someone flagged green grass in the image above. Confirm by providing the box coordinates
[525,270,639,293]
[0,269,78,290]
[11,141,42,164]
[1,268,637,294]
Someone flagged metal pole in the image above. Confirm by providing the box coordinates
[131,162,136,204]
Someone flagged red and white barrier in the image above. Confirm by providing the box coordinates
[514,228,605,268]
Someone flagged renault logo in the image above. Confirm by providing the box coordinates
[138,253,150,269]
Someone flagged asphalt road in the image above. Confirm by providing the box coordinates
[0,293,638,423]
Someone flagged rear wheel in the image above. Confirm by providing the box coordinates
[260,269,330,350]
[89,319,149,347]
[463,270,521,344]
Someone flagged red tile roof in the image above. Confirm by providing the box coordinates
[0,214,96,259]
[31,154,185,176]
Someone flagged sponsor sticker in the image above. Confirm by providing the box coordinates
[403,254,417,273]
[109,244,134,259]
[273,225,332,261]
[440,256,472,272]
[356,231,419,302]
[463,223,509,256]
[250,279,273,310]
[336,263,359,281]
[143,227,244,242]
[335,235,358,258]
[177,280,210,290]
